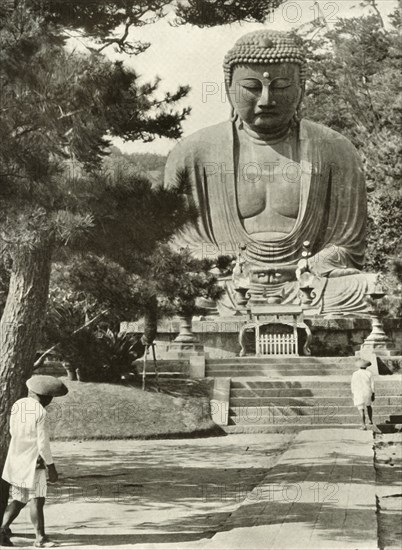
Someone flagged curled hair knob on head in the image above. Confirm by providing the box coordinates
[223,29,306,87]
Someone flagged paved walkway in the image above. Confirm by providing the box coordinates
[206,429,377,550]
[4,430,378,549]
[6,435,292,549]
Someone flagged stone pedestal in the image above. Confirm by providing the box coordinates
[165,315,205,362]
[358,315,401,357]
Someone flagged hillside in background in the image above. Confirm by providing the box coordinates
[106,146,168,186]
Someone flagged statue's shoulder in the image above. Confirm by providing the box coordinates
[301,119,358,157]
[183,120,230,144]
[168,121,231,159]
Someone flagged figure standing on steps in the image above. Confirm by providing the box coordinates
[351,359,375,430]
[0,376,68,548]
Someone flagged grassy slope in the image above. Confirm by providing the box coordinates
[46,377,217,440]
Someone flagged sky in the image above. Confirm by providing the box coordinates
[106,0,397,156]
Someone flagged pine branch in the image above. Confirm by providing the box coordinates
[33,308,110,369]
[97,16,135,53]
[368,0,385,28]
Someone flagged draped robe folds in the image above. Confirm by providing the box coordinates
[164,119,376,315]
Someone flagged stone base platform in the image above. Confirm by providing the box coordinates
[122,316,402,359]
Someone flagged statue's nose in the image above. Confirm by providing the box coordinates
[257,85,273,108]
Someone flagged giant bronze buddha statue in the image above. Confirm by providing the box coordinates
[164,30,376,316]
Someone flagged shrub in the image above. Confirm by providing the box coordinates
[44,299,145,382]
[64,328,145,383]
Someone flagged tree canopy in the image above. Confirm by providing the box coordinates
[0,0,188,476]
[301,8,401,273]
[8,1,283,53]
[174,0,282,27]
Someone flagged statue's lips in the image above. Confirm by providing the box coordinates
[255,110,278,117]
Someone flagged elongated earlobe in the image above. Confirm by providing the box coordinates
[294,88,304,123]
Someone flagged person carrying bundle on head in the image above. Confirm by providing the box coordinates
[0,375,68,548]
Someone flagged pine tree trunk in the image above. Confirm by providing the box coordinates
[143,297,158,345]
[0,238,53,522]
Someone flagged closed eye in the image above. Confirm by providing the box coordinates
[270,79,293,90]
[239,79,262,91]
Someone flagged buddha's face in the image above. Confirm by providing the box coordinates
[228,63,302,133]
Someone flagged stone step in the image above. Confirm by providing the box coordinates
[230,383,386,398]
[229,396,402,406]
[207,364,357,370]
[206,365,356,370]
[207,357,358,365]
[230,378,402,390]
[206,364,356,371]
[231,388,402,398]
[228,413,401,425]
[206,368,356,377]
[222,423,401,434]
[230,386,401,396]
[206,362,356,368]
[206,362,358,371]
[229,405,399,416]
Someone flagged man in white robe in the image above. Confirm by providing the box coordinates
[0,375,68,548]
[351,359,375,430]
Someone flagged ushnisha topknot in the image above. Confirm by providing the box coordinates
[223,30,306,86]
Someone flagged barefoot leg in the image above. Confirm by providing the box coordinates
[359,408,366,428]
[30,497,46,541]
[1,500,26,530]
[0,479,9,527]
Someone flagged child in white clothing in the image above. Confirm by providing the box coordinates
[351,359,375,430]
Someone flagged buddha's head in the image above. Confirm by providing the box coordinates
[223,30,306,134]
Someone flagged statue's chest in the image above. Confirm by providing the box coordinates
[236,139,301,220]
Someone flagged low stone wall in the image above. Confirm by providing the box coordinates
[122,317,402,359]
